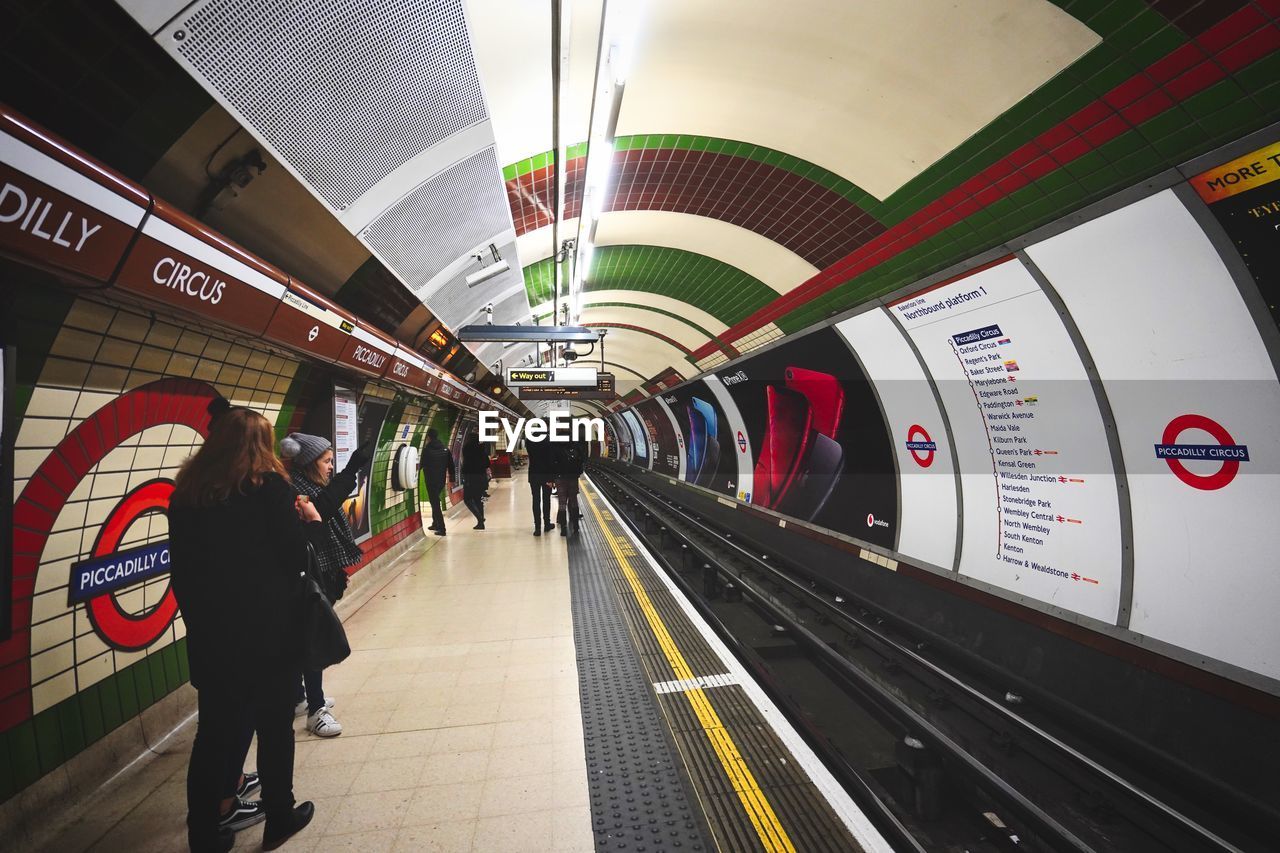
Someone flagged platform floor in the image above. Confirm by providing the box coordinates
[36,469,887,852]
[43,473,592,852]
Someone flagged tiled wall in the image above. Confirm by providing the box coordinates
[0,279,469,804]
[1,283,299,801]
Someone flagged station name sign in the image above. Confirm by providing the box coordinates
[507,367,598,387]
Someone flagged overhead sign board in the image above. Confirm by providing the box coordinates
[507,367,598,387]
[519,372,616,400]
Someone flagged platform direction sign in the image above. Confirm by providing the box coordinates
[508,366,599,388]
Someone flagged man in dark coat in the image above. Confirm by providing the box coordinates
[525,434,556,536]
[419,427,456,535]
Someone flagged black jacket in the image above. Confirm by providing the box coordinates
[460,441,491,476]
[552,440,586,479]
[169,472,322,688]
[525,437,556,479]
[420,438,455,487]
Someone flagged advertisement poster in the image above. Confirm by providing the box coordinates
[333,385,359,476]
[716,327,898,548]
[1026,189,1280,678]
[340,397,390,543]
[611,413,633,463]
[836,309,958,569]
[637,398,682,478]
[449,416,476,495]
[659,379,741,498]
[891,259,1122,622]
[621,409,649,466]
[1190,138,1280,331]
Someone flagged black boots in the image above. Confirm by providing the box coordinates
[263,802,315,851]
[533,525,542,536]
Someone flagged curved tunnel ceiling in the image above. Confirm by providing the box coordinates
[102,0,1280,402]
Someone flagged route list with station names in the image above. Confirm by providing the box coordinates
[891,260,1122,622]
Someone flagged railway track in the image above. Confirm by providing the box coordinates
[588,464,1265,853]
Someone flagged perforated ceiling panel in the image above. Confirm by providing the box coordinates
[420,237,528,329]
[361,147,516,299]
[168,0,488,210]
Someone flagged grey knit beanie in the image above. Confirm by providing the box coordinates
[280,432,332,466]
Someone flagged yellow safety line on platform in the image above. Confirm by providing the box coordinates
[583,487,797,853]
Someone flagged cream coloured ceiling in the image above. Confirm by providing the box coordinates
[616,0,1099,200]
[467,0,603,167]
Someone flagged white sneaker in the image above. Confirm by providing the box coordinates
[308,708,343,737]
[294,696,335,717]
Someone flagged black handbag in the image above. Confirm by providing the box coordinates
[298,543,351,670]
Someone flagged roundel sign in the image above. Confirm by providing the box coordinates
[904,424,938,468]
[4,377,218,723]
[737,430,747,453]
[1154,414,1249,491]
[76,480,179,650]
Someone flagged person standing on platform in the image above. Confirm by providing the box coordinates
[461,435,491,530]
[419,427,456,536]
[552,437,586,537]
[525,434,556,536]
[279,433,368,738]
[169,400,318,853]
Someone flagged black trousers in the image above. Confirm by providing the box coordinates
[462,474,485,523]
[188,670,296,847]
[425,480,446,532]
[529,481,552,528]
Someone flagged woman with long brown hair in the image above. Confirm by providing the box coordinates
[169,399,320,852]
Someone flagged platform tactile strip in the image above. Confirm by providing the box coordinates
[569,508,713,852]
[581,478,869,853]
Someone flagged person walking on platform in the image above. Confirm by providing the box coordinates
[280,432,368,738]
[525,434,556,536]
[169,399,318,853]
[552,438,586,537]
[419,427,456,536]
[461,436,491,530]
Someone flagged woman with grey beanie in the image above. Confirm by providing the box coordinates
[279,432,371,737]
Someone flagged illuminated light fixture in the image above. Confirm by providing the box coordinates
[466,257,510,287]
[466,243,509,287]
[428,328,449,348]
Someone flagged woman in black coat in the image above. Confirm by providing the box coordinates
[168,402,319,852]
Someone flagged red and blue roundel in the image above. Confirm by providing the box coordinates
[1,378,219,730]
[1154,414,1248,491]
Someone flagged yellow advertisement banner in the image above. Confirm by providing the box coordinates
[1191,140,1280,204]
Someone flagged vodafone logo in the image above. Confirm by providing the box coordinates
[1154,414,1249,491]
[904,424,937,468]
[866,513,889,529]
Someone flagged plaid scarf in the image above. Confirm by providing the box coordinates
[291,471,365,580]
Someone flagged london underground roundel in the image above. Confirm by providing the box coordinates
[82,480,179,651]
[1154,414,1249,491]
[2,378,219,728]
[904,424,937,468]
